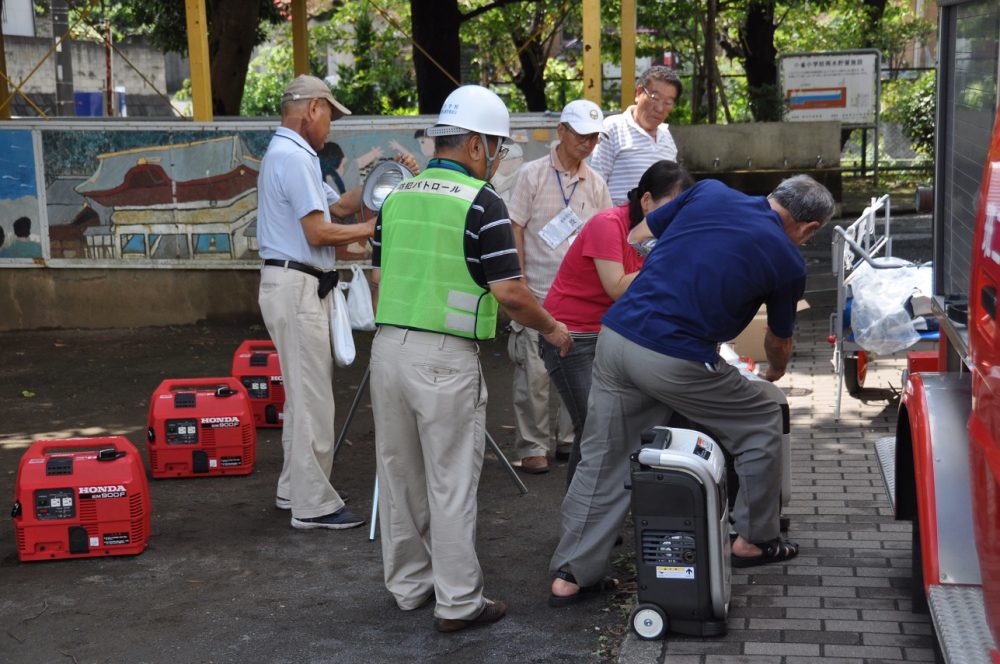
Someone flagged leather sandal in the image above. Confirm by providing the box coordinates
[731,537,799,568]
[548,570,618,607]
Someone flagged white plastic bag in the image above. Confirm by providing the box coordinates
[848,259,931,355]
[346,265,376,331]
[329,283,356,367]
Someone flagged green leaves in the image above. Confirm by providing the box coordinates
[882,71,936,159]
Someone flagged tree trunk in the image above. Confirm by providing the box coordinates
[705,0,717,123]
[512,38,548,111]
[411,0,462,114]
[739,0,780,122]
[208,0,261,116]
[689,5,705,123]
[862,0,888,49]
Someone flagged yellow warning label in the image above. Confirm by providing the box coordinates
[655,565,695,580]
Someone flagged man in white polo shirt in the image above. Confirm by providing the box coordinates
[507,99,612,475]
[257,75,371,530]
[589,65,681,204]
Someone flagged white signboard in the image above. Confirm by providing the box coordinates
[780,51,879,125]
[2,0,36,37]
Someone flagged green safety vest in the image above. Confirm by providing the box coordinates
[376,167,500,340]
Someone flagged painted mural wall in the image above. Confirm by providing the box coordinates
[0,118,559,268]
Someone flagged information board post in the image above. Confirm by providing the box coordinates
[779,49,881,185]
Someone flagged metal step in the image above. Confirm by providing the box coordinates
[874,436,896,512]
[928,585,998,664]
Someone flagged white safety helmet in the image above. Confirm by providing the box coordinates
[425,85,511,139]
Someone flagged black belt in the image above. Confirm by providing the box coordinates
[263,259,339,298]
[263,259,323,278]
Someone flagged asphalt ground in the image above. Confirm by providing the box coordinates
[1,323,635,664]
[0,211,935,664]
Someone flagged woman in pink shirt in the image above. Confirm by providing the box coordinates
[540,160,693,484]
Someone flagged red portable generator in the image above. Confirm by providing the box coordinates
[231,340,285,428]
[11,436,151,562]
[146,377,256,478]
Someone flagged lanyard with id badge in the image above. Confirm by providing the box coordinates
[538,170,583,249]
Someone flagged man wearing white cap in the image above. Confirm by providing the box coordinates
[256,75,370,531]
[506,99,612,476]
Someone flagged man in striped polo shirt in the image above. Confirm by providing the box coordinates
[589,65,682,204]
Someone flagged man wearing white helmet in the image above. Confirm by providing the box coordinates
[506,99,612,477]
[370,85,573,633]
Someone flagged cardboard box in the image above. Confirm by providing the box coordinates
[728,301,810,362]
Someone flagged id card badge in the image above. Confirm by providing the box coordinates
[539,207,583,249]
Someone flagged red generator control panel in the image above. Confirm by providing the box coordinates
[12,437,151,562]
[146,377,256,478]
[230,340,285,428]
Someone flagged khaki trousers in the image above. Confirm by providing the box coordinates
[370,325,489,620]
[258,266,345,519]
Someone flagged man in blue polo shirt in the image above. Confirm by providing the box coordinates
[257,75,375,531]
[548,175,835,605]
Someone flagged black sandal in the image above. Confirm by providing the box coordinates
[731,537,799,568]
[548,570,618,607]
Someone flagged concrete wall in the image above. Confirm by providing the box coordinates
[671,122,843,199]
[0,268,263,331]
[672,122,841,171]
[4,35,177,116]
[0,118,845,330]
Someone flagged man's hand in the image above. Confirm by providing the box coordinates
[393,151,420,175]
[489,279,573,356]
[761,365,785,382]
[542,320,573,357]
[762,326,793,382]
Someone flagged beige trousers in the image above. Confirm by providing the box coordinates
[258,266,345,519]
[370,325,488,620]
[507,324,574,459]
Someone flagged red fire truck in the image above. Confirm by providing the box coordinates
[881,1,1000,660]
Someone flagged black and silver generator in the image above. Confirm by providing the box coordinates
[629,426,731,640]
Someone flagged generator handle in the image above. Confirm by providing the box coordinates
[97,448,127,462]
[639,425,672,449]
[157,377,244,393]
[31,436,134,456]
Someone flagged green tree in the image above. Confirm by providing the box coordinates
[461,0,579,111]
[323,3,417,115]
[61,0,285,116]
[239,24,321,117]
[882,70,935,159]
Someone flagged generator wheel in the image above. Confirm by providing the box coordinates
[630,603,667,640]
[844,352,868,397]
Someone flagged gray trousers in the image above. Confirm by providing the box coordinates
[550,327,783,586]
[370,325,488,620]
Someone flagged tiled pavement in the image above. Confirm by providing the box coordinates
[617,303,937,663]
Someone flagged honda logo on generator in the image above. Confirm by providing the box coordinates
[11,437,151,562]
[231,340,285,427]
[146,377,256,478]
